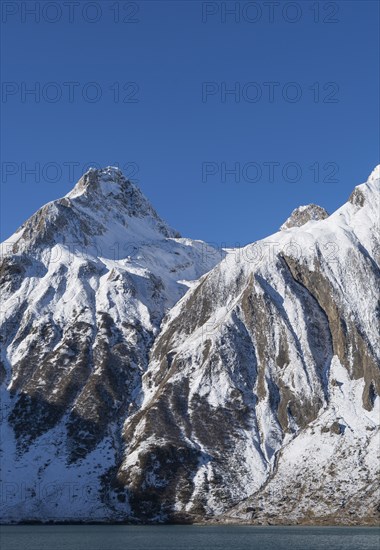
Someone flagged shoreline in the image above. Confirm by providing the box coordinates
[1,519,379,527]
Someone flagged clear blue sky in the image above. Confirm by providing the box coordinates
[1,0,379,247]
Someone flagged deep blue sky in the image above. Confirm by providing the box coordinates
[1,0,379,246]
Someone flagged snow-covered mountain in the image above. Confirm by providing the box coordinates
[0,167,222,520]
[1,166,379,524]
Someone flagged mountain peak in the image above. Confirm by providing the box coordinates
[66,166,178,232]
[280,203,329,231]
[368,164,380,183]
[348,165,380,208]
[67,166,130,200]
[7,167,180,255]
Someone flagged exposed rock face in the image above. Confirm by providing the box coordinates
[0,166,379,525]
[280,204,329,230]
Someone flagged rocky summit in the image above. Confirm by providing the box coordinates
[280,204,329,230]
[0,166,379,525]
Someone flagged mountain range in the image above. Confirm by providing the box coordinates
[1,165,379,525]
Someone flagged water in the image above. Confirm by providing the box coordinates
[0,525,379,550]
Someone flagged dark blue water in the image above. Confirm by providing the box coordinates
[0,525,379,550]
